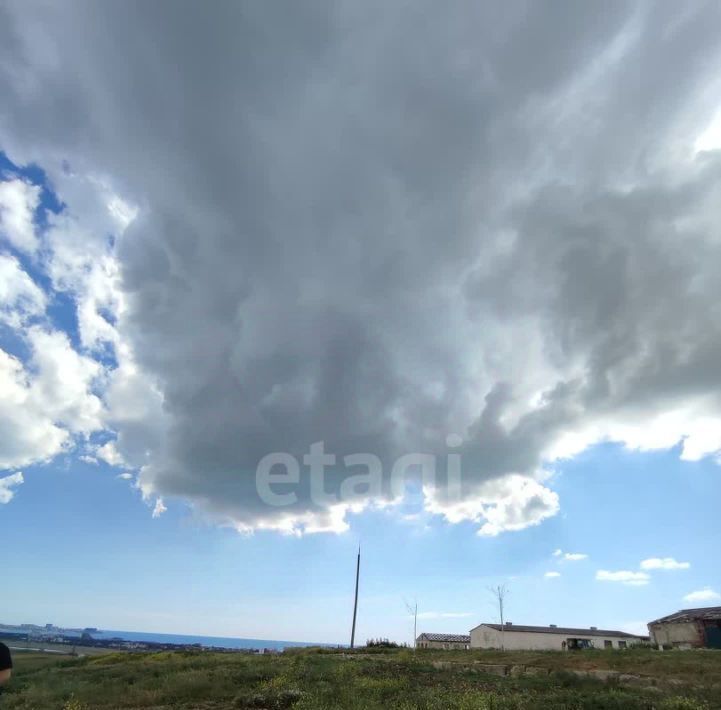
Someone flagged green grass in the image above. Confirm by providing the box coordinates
[3,647,719,709]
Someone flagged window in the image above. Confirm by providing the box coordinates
[604,640,612,649]
[618,641,627,649]
[567,638,593,650]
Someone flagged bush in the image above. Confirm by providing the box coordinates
[62,697,89,710]
[659,699,710,710]
[366,638,407,648]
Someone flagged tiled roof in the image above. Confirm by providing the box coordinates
[418,633,470,643]
[648,607,721,625]
[471,623,646,639]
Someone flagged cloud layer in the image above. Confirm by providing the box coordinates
[2,2,721,534]
[640,558,691,571]
[0,471,23,504]
[596,570,650,587]
[683,588,721,603]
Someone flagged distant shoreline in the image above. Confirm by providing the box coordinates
[0,626,335,654]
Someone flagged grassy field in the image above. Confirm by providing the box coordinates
[3,647,720,709]
[0,639,117,658]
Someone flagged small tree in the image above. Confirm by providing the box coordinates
[404,598,418,651]
[488,584,509,651]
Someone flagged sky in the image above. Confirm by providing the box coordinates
[1,0,720,645]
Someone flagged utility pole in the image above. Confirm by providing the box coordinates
[350,546,360,649]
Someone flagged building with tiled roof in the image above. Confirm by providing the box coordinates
[648,607,721,649]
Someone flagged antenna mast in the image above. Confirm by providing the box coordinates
[350,546,360,648]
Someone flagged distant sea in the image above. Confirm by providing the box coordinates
[68,629,327,651]
[0,625,328,651]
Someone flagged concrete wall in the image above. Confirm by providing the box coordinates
[470,625,639,651]
[417,637,469,650]
[649,621,703,649]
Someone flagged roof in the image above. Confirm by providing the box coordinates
[470,623,646,639]
[648,607,721,625]
[417,633,470,643]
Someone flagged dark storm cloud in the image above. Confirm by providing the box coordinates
[2,0,721,531]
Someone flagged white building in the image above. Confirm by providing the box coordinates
[470,622,647,651]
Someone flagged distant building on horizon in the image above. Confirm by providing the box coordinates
[648,607,721,650]
[416,633,470,650]
[470,622,647,651]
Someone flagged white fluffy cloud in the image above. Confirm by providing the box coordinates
[0,328,105,469]
[0,253,45,326]
[0,169,148,498]
[544,571,561,578]
[43,191,127,352]
[0,177,39,253]
[151,498,167,518]
[228,501,368,537]
[640,557,691,571]
[0,347,68,468]
[95,441,125,467]
[554,551,588,562]
[424,475,559,537]
[0,163,136,480]
[683,587,721,603]
[0,471,24,504]
[596,570,650,586]
[0,180,114,472]
[26,327,104,434]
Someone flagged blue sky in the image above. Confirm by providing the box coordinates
[2,2,721,647]
[2,435,720,643]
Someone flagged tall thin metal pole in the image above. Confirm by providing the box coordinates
[413,601,417,651]
[500,590,505,652]
[350,546,360,649]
